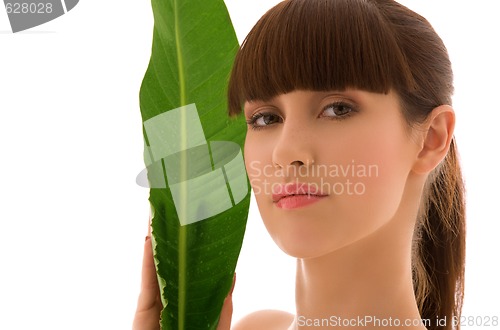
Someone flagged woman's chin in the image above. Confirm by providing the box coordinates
[271,231,342,259]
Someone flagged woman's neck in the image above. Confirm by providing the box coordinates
[291,205,427,329]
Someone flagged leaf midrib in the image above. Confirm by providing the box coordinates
[174,0,188,329]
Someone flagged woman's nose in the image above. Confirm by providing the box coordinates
[271,121,316,174]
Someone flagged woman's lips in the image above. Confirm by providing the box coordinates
[272,183,328,209]
[274,194,328,209]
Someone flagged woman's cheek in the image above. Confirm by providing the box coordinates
[244,140,271,200]
[320,126,410,224]
[346,130,413,223]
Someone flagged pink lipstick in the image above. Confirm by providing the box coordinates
[272,183,328,209]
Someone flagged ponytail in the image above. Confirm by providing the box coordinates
[413,138,466,330]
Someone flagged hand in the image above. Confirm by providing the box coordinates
[132,234,162,330]
[133,222,235,330]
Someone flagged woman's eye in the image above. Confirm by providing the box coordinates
[247,112,282,129]
[321,102,355,119]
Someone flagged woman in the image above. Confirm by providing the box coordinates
[134,0,465,329]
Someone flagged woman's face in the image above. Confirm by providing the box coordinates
[243,89,420,258]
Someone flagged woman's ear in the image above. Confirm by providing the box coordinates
[412,105,455,174]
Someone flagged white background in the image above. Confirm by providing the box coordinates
[0,1,499,329]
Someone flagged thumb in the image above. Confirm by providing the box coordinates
[217,273,236,330]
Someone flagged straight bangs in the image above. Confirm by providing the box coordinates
[228,0,417,115]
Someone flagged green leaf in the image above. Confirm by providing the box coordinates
[138,0,250,329]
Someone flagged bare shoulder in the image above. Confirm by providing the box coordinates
[232,310,295,330]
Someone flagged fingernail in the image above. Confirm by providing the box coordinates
[230,272,236,296]
[145,236,150,242]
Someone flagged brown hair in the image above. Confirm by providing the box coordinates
[228,0,466,329]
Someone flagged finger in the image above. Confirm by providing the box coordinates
[217,273,236,330]
[132,217,162,330]
[136,235,161,312]
[142,216,157,292]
